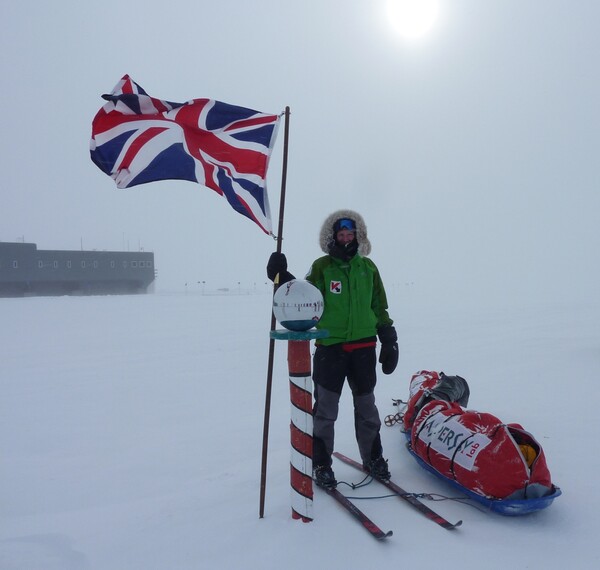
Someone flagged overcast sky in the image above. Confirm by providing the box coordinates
[2,1,598,304]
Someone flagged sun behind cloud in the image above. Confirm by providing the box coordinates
[385,0,440,40]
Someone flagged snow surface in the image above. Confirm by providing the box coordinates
[1,289,598,569]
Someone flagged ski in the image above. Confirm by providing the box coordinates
[332,452,462,530]
[316,483,393,540]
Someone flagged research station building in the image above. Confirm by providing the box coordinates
[0,242,155,297]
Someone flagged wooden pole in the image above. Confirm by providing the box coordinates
[259,106,291,518]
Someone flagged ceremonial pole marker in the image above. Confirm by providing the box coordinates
[270,328,328,522]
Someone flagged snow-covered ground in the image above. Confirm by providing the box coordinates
[1,289,598,569]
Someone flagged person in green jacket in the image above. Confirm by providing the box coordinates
[267,209,399,489]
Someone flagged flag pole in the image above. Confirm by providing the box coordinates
[259,106,290,518]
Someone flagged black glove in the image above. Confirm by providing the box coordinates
[377,325,399,375]
[266,252,295,283]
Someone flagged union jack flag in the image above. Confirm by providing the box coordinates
[90,75,281,234]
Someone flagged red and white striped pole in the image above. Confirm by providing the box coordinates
[270,329,328,522]
[288,339,314,521]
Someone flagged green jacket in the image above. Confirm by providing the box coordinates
[305,254,393,346]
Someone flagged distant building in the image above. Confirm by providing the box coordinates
[0,242,155,297]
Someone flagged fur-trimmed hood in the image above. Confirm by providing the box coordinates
[319,209,371,256]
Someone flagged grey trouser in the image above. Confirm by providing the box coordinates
[312,343,383,467]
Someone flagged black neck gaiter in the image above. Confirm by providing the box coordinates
[329,239,358,261]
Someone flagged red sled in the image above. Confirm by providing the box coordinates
[400,371,562,516]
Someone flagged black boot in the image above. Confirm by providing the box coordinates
[363,456,391,481]
[313,465,337,489]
